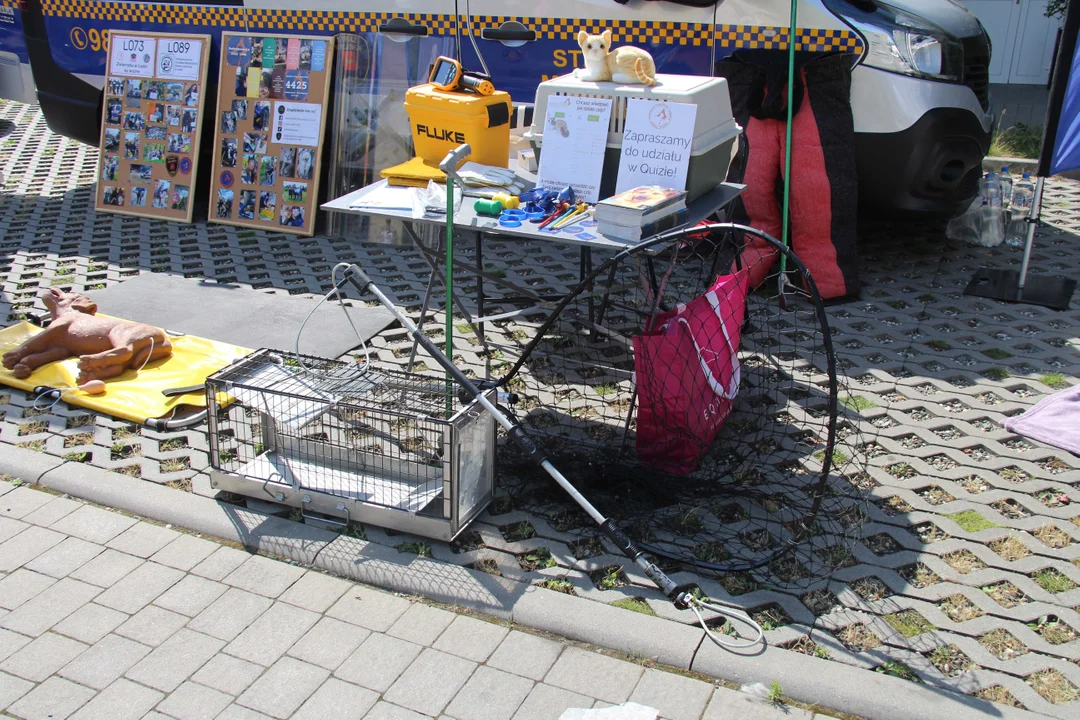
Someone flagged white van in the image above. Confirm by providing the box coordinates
[7,0,991,216]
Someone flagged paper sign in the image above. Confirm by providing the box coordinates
[226,36,250,66]
[286,39,300,70]
[271,100,322,146]
[535,96,613,204]
[156,37,202,80]
[615,99,697,194]
[110,36,157,78]
[311,41,326,71]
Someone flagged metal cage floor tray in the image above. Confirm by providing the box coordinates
[237,451,442,513]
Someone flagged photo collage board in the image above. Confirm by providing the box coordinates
[96,32,210,221]
[208,33,334,237]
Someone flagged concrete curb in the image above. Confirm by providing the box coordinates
[0,447,1050,720]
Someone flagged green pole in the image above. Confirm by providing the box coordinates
[445,177,454,418]
[780,0,797,282]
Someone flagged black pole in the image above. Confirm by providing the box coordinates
[1037,0,1080,177]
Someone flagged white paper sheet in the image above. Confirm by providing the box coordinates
[535,96,613,204]
[616,99,697,195]
[155,38,203,81]
[271,101,323,147]
[110,36,157,78]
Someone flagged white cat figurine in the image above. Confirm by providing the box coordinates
[573,30,657,86]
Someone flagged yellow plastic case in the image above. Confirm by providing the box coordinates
[405,84,513,168]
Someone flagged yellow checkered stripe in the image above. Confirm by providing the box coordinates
[715,25,862,53]
[245,10,454,35]
[1,0,20,10]
[464,16,711,45]
[41,0,245,27]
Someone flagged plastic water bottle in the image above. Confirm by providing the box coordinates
[998,166,1013,209]
[980,173,1002,208]
[1007,173,1035,247]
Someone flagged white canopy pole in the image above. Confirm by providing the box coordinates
[1016,176,1045,291]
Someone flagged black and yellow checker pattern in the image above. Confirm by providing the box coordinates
[245,10,455,36]
[715,24,862,53]
[464,16,712,46]
[1,0,20,10]
[41,0,245,27]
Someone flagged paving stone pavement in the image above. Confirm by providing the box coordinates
[1,100,1080,717]
[0,479,822,720]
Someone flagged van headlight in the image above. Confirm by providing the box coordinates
[843,4,963,81]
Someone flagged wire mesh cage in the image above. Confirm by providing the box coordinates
[206,349,495,540]
[491,224,868,589]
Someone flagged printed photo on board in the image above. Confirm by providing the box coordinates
[235,66,247,97]
[108,78,124,96]
[123,132,140,160]
[171,185,190,211]
[102,155,118,182]
[280,205,305,228]
[181,109,198,133]
[282,181,306,203]
[259,155,276,186]
[221,138,237,167]
[102,186,125,206]
[296,148,314,179]
[123,112,145,131]
[259,69,273,98]
[253,101,270,130]
[243,132,266,154]
[125,79,143,108]
[274,39,287,67]
[106,99,122,125]
[232,99,248,120]
[129,164,153,184]
[148,103,164,124]
[167,133,191,154]
[166,82,184,102]
[299,40,312,70]
[146,81,165,101]
[279,147,296,178]
[131,186,147,207]
[185,83,199,107]
[152,180,170,209]
[250,38,264,67]
[144,142,166,163]
[146,125,167,140]
[216,189,233,218]
[241,154,257,184]
[239,190,256,219]
[103,128,120,152]
[259,190,276,221]
[221,111,237,134]
[166,105,182,127]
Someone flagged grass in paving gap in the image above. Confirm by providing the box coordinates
[978,629,1029,661]
[875,661,921,682]
[1034,524,1073,549]
[610,597,656,616]
[884,609,933,638]
[852,577,892,601]
[517,548,556,572]
[926,645,974,677]
[590,565,629,591]
[1027,669,1079,705]
[837,624,882,652]
[981,581,1030,609]
[1039,373,1069,390]
[1028,615,1078,645]
[899,563,941,589]
[1031,567,1078,594]
[396,541,432,558]
[989,122,1042,158]
[944,510,998,533]
[917,485,954,505]
[801,589,840,617]
[840,394,876,411]
[750,605,791,632]
[940,594,984,622]
[973,685,1025,709]
[942,549,986,575]
[536,577,575,595]
[989,535,1031,561]
[781,635,831,660]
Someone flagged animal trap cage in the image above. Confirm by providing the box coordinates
[206,349,495,540]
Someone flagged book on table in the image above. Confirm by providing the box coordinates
[594,185,687,226]
[598,207,689,242]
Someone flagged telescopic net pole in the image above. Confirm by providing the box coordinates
[778,0,798,294]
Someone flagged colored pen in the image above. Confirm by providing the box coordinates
[553,204,588,230]
[537,202,569,230]
[545,205,578,230]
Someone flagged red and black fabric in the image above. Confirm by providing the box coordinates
[716,53,860,300]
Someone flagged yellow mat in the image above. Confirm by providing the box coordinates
[0,321,250,423]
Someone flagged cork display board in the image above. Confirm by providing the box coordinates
[208,33,334,237]
[96,32,211,221]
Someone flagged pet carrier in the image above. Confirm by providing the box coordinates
[206,349,495,540]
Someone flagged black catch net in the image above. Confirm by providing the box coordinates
[491,224,868,591]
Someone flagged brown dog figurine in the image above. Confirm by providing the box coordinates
[2,288,172,384]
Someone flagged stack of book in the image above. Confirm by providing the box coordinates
[595,186,689,242]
